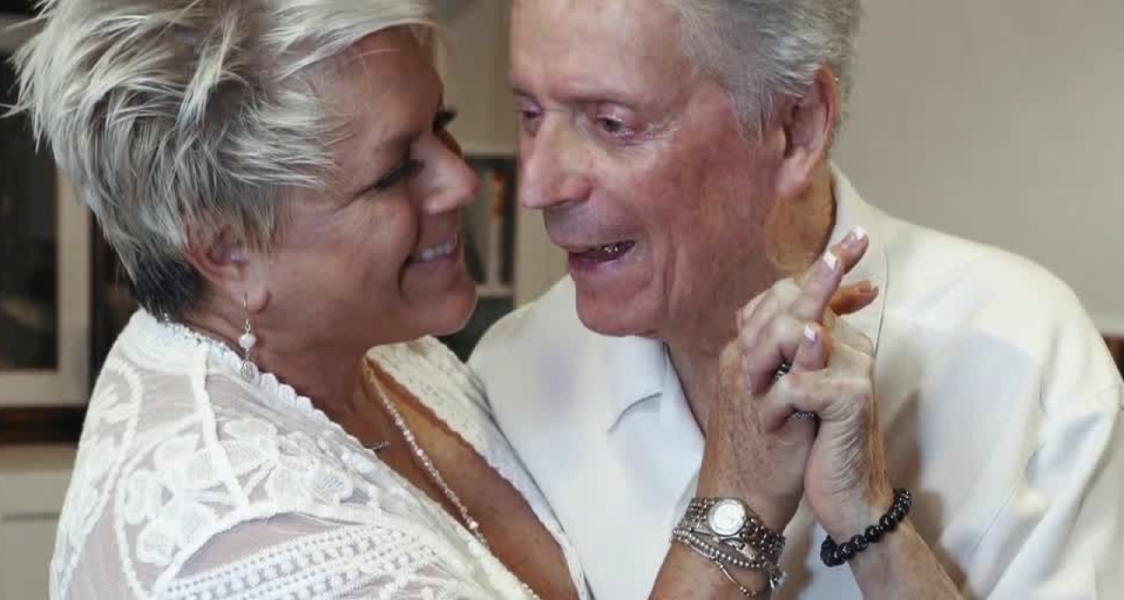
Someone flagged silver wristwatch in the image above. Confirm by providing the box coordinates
[682,498,786,564]
[672,497,787,595]
[708,498,753,537]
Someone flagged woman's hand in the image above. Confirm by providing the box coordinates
[733,227,894,539]
[783,306,894,542]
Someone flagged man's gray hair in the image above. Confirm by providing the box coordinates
[659,0,861,135]
[11,0,432,317]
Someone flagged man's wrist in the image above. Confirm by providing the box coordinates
[819,485,895,542]
[847,515,916,571]
[819,487,913,568]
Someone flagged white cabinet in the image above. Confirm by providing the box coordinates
[0,446,75,600]
[436,0,567,307]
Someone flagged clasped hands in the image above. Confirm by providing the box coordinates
[701,228,895,543]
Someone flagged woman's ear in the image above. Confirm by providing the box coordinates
[773,66,838,200]
[182,224,269,313]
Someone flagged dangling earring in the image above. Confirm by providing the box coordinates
[238,295,259,383]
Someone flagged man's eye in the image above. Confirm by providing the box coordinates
[373,157,423,192]
[434,107,458,131]
[597,117,632,137]
[518,108,543,134]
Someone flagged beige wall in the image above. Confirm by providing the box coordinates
[438,0,519,156]
[439,0,568,306]
[836,0,1124,335]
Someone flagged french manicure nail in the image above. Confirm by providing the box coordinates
[804,324,818,344]
[822,251,839,272]
[843,226,868,247]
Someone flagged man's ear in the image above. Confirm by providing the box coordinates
[182,224,269,313]
[774,66,838,200]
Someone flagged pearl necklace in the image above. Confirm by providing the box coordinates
[365,367,547,600]
[366,366,546,600]
[365,367,490,550]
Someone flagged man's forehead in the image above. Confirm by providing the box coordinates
[511,0,690,98]
[512,0,680,44]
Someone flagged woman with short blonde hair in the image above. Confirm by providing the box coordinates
[14,0,587,598]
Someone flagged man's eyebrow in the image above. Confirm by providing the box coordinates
[510,85,645,110]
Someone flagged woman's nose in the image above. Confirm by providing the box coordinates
[417,132,480,215]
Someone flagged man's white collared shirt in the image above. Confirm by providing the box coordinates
[471,170,1124,599]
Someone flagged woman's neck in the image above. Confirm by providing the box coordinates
[180,308,369,419]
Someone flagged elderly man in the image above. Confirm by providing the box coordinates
[470,0,1124,598]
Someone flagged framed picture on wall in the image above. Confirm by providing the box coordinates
[1107,337,1124,376]
[0,13,91,412]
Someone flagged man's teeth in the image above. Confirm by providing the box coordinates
[580,242,629,254]
[414,238,457,263]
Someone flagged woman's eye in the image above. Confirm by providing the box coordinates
[372,157,423,192]
[434,107,458,131]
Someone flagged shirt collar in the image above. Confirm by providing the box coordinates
[595,334,668,432]
[828,163,889,350]
[595,165,889,432]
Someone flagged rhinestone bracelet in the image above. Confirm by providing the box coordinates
[671,528,785,592]
[715,563,766,599]
[821,488,913,567]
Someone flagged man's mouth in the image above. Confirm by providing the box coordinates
[570,240,636,264]
[410,235,459,264]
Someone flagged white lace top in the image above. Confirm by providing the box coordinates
[51,311,590,600]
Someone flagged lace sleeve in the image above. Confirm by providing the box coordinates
[163,513,518,600]
[399,337,491,411]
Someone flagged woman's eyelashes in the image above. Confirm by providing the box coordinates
[372,157,423,192]
[371,108,458,193]
[434,107,457,131]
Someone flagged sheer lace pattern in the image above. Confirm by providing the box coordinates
[50,311,588,600]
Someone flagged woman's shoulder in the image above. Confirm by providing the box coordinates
[367,336,492,413]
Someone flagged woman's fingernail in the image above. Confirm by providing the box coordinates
[803,324,818,344]
[843,225,868,247]
[822,251,839,272]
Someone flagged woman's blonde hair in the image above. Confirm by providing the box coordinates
[12,0,433,317]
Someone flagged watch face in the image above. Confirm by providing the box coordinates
[708,499,747,536]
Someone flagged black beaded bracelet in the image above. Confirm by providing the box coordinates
[820,488,913,567]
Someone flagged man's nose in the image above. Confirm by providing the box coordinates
[518,120,592,211]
